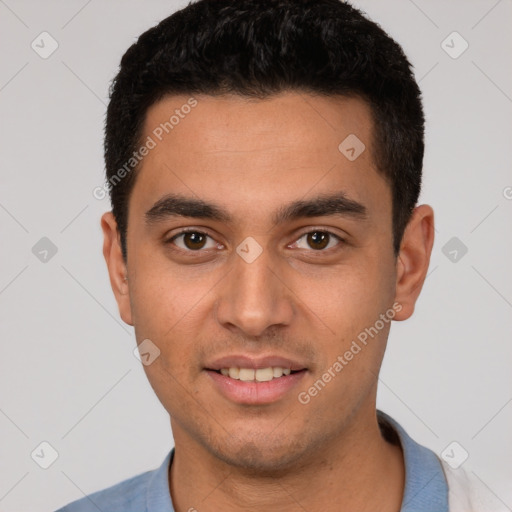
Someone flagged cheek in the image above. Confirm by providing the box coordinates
[314,262,393,327]
[140,360,200,426]
[129,253,211,338]
[129,291,198,399]
[303,257,395,376]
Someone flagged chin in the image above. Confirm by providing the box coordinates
[205,434,312,476]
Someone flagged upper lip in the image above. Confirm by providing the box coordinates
[205,354,308,372]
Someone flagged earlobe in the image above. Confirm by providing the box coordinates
[393,205,435,321]
[101,212,134,326]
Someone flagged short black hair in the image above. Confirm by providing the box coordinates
[104,0,424,260]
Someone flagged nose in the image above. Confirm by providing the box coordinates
[214,240,295,338]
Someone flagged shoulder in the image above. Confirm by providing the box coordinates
[441,461,509,512]
[54,467,155,512]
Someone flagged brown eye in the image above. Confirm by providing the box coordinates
[307,231,330,250]
[169,231,218,251]
[183,232,206,250]
[292,230,343,251]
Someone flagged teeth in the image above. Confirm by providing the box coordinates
[255,368,274,381]
[219,366,294,381]
[273,367,283,378]
[239,368,255,381]
[228,367,240,379]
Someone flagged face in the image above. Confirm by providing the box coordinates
[102,92,432,472]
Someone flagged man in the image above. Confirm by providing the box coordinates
[56,0,491,510]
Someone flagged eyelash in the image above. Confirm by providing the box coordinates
[165,227,345,255]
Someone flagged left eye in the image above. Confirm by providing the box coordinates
[291,231,342,251]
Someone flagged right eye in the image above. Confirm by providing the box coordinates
[167,230,223,252]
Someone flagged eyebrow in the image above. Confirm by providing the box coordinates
[145,192,368,227]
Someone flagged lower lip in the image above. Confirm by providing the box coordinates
[206,370,307,405]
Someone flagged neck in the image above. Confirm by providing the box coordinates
[169,407,405,512]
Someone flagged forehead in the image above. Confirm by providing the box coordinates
[129,92,390,227]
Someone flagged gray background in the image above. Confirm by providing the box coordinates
[0,1,511,510]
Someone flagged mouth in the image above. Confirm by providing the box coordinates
[204,355,308,404]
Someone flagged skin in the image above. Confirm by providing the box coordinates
[102,92,434,512]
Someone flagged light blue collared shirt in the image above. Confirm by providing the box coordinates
[55,410,448,512]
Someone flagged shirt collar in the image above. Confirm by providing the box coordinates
[377,410,449,512]
[146,449,175,512]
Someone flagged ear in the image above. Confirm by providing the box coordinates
[101,211,133,326]
[393,204,435,321]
